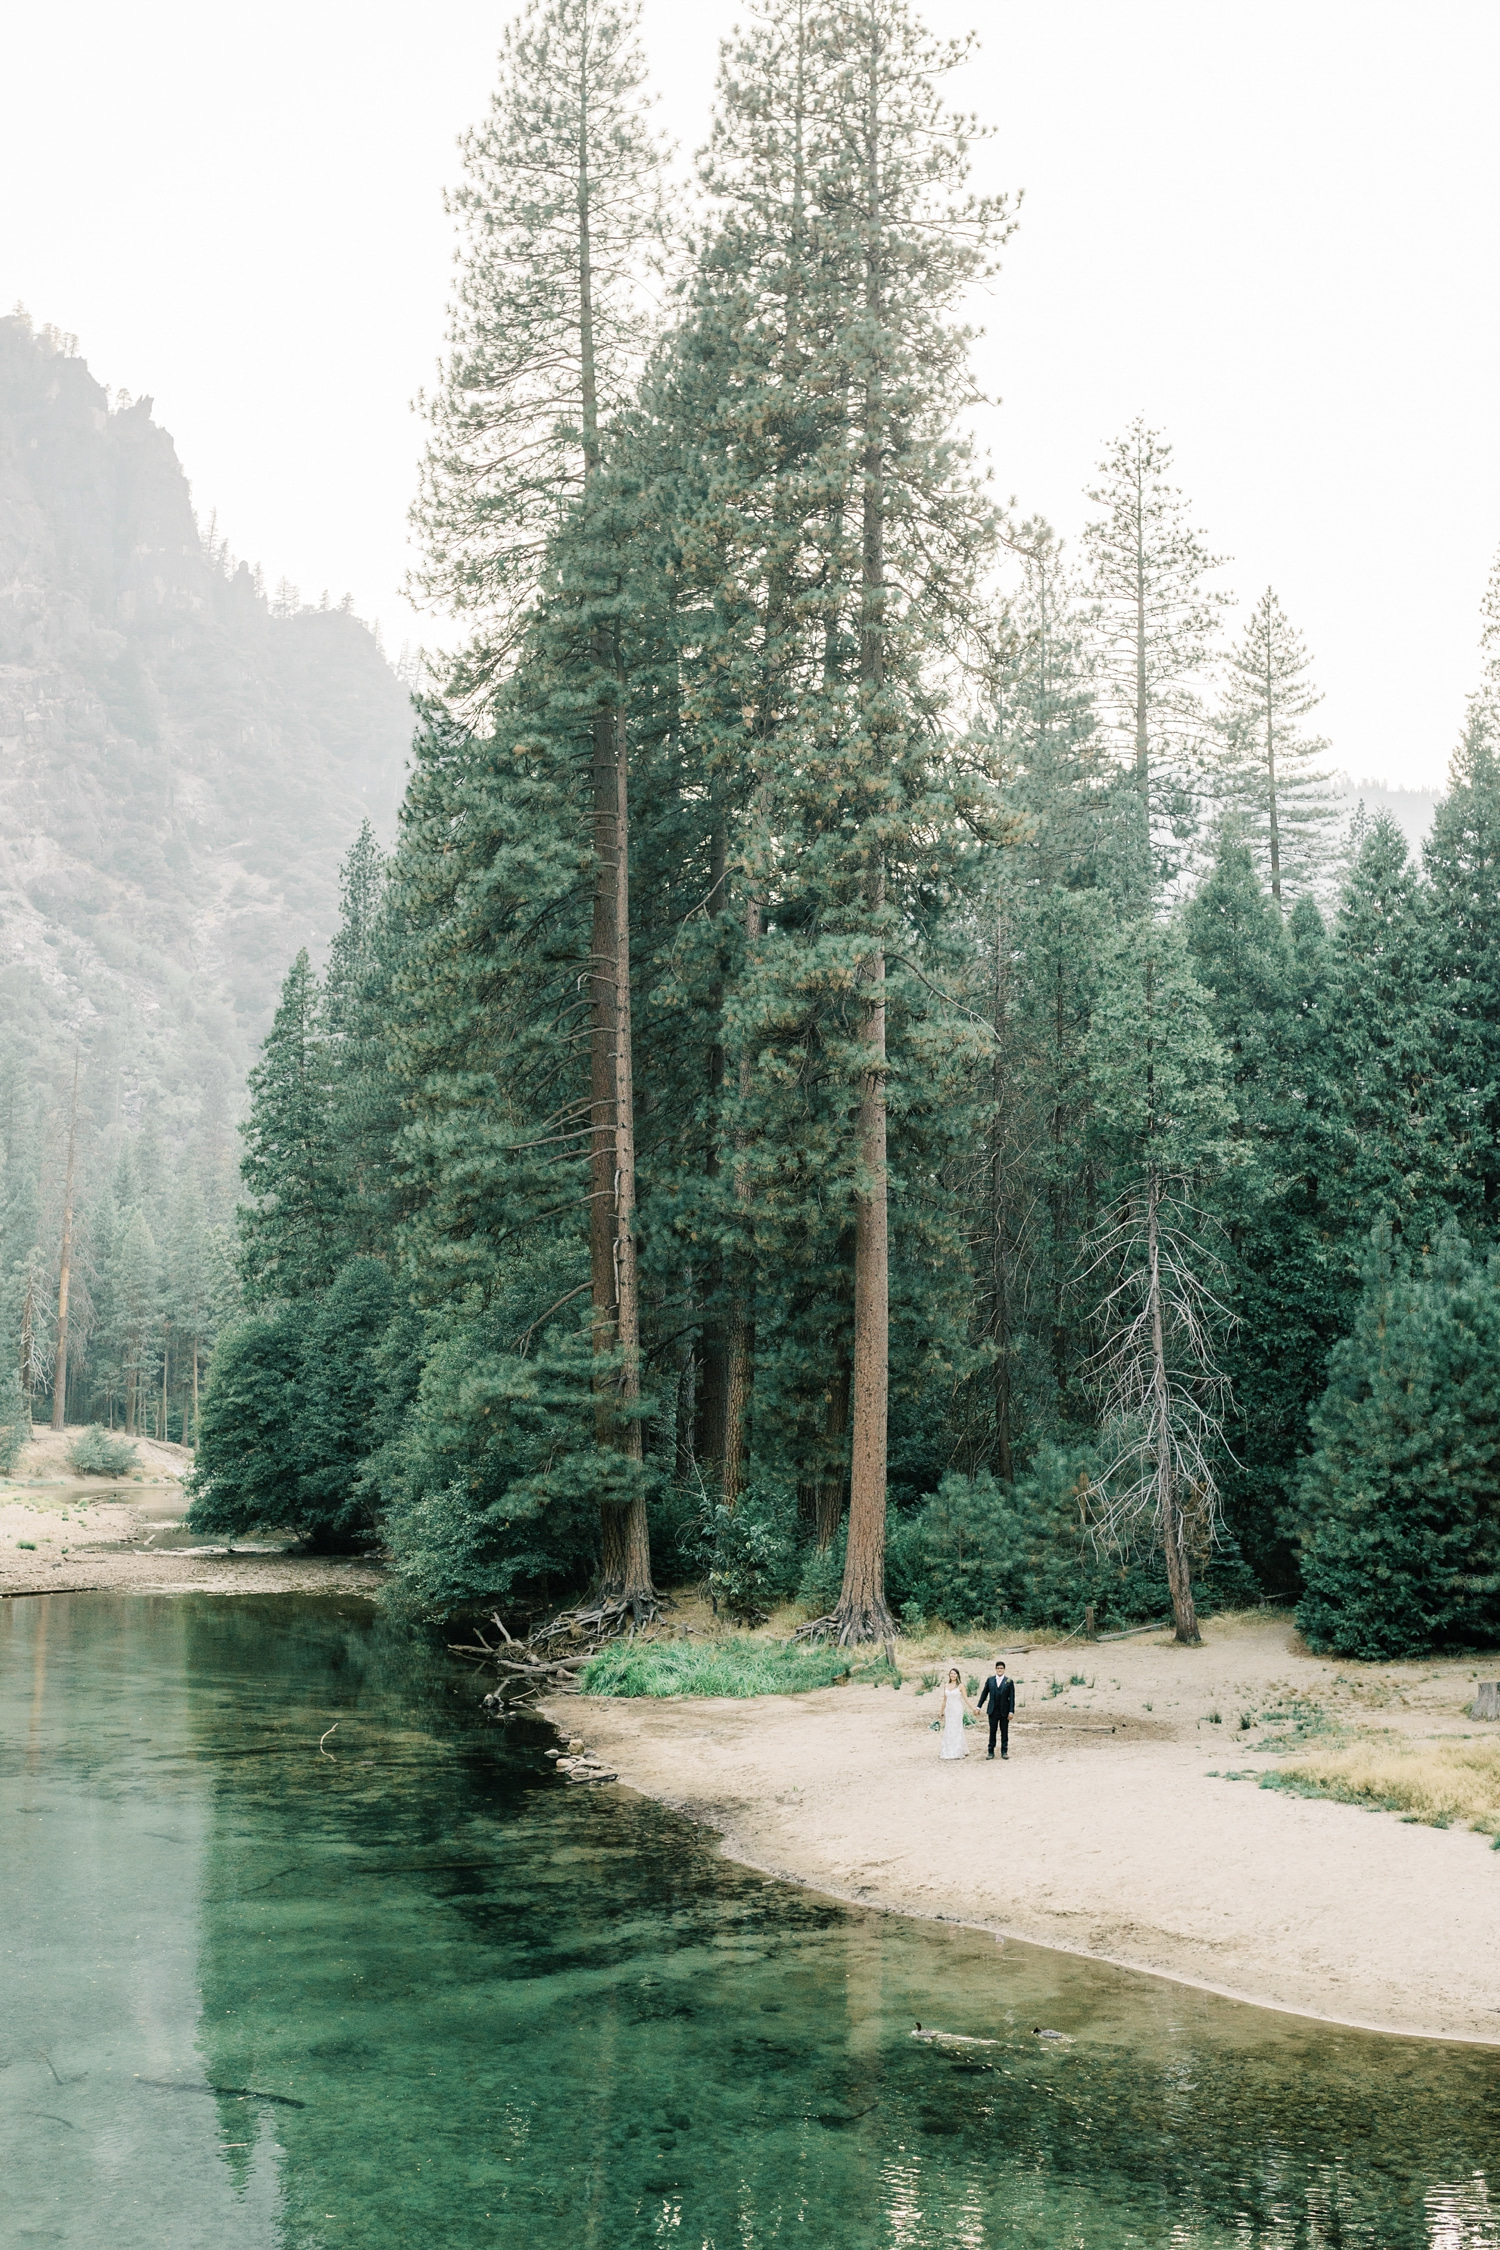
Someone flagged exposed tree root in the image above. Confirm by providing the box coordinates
[789,1606,898,1665]
[450,1591,667,1714]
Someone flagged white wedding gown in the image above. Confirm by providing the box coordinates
[940,1685,967,1760]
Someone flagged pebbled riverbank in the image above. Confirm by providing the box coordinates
[548,1613,1500,2045]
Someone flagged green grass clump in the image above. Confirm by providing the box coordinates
[581,1638,864,1699]
[1250,1697,1340,1751]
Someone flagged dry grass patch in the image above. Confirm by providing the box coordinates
[1267,1739,1500,1836]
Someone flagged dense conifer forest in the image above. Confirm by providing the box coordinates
[12,0,1500,1667]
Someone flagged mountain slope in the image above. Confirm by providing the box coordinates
[0,312,412,1121]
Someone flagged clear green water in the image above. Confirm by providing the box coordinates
[3,1595,1497,2250]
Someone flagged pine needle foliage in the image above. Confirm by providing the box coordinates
[411,0,668,679]
[1083,420,1234,885]
[1297,1223,1500,1659]
[1220,589,1341,907]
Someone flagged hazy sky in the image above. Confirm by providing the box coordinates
[7,0,1498,789]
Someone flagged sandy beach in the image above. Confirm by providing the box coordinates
[551,1612,1500,2045]
[0,1427,382,1600]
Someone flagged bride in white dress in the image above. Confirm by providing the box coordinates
[937,1668,974,1760]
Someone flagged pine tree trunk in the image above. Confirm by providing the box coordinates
[815,1356,850,1550]
[20,1269,36,1410]
[1264,665,1283,906]
[1146,1166,1200,1644]
[50,1053,79,1431]
[191,1342,199,1449]
[1133,451,1153,873]
[589,692,621,1437]
[833,35,894,1646]
[721,896,762,1510]
[722,1308,753,1510]
[586,694,641,1602]
[574,75,651,1614]
[1162,1499,1199,1645]
[612,708,652,1603]
[840,963,892,1641]
[673,1328,697,1485]
[991,900,1014,1482]
[696,812,730,1480]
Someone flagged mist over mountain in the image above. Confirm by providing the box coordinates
[0,311,412,1131]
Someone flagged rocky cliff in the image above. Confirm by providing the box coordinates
[0,313,412,1121]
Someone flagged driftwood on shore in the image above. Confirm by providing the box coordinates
[449,1594,657,1713]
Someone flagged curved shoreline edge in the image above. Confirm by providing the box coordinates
[596,1767,1500,2051]
[542,1626,1500,2054]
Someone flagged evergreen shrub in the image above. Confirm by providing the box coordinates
[186,1308,303,1540]
[883,1452,1258,1635]
[797,1523,847,1616]
[703,1482,800,1623]
[66,1426,139,1477]
[1296,1223,1500,1659]
[647,1477,710,1585]
[188,1257,395,1550]
[378,1284,632,1616]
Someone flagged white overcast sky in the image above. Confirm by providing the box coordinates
[6,0,1498,789]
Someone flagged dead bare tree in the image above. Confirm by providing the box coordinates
[1082,1170,1233,1644]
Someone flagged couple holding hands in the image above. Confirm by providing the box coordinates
[937,1658,1014,1762]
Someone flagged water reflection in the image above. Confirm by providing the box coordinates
[1,1592,1496,2250]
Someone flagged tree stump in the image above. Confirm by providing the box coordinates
[1469,1682,1500,1720]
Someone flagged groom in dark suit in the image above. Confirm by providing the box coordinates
[977,1659,1015,1759]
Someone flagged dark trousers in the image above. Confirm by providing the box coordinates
[987,1712,1009,1757]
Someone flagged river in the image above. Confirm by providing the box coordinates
[3,1592,1496,2248]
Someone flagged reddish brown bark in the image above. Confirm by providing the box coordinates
[832,25,894,1646]
[814,1357,850,1550]
[991,901,1014,1481]
[837,930,894,1644]
[720,895,762,1510]
[592,708,652,1609]
[696,813,730,1480]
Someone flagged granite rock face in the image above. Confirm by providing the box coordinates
[0,314,412,1117]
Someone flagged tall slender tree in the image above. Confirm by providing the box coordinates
[50,1051,79,1429]
[1220,588,1339,907]
[413,0,668,1609]
[1422,725,1500,1225]
[238,952,343,1303]
[1318,816,1452,1254]
[1083,919,1233,1642]
[1083,420,1232,883]
[690,0,1014,1641]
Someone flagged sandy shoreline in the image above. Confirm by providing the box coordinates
[0,1427,382,1600]
[547,1614,1500,2045]
[7,1449,1494,2044]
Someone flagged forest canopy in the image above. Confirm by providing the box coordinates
[28,0,1498,1664]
